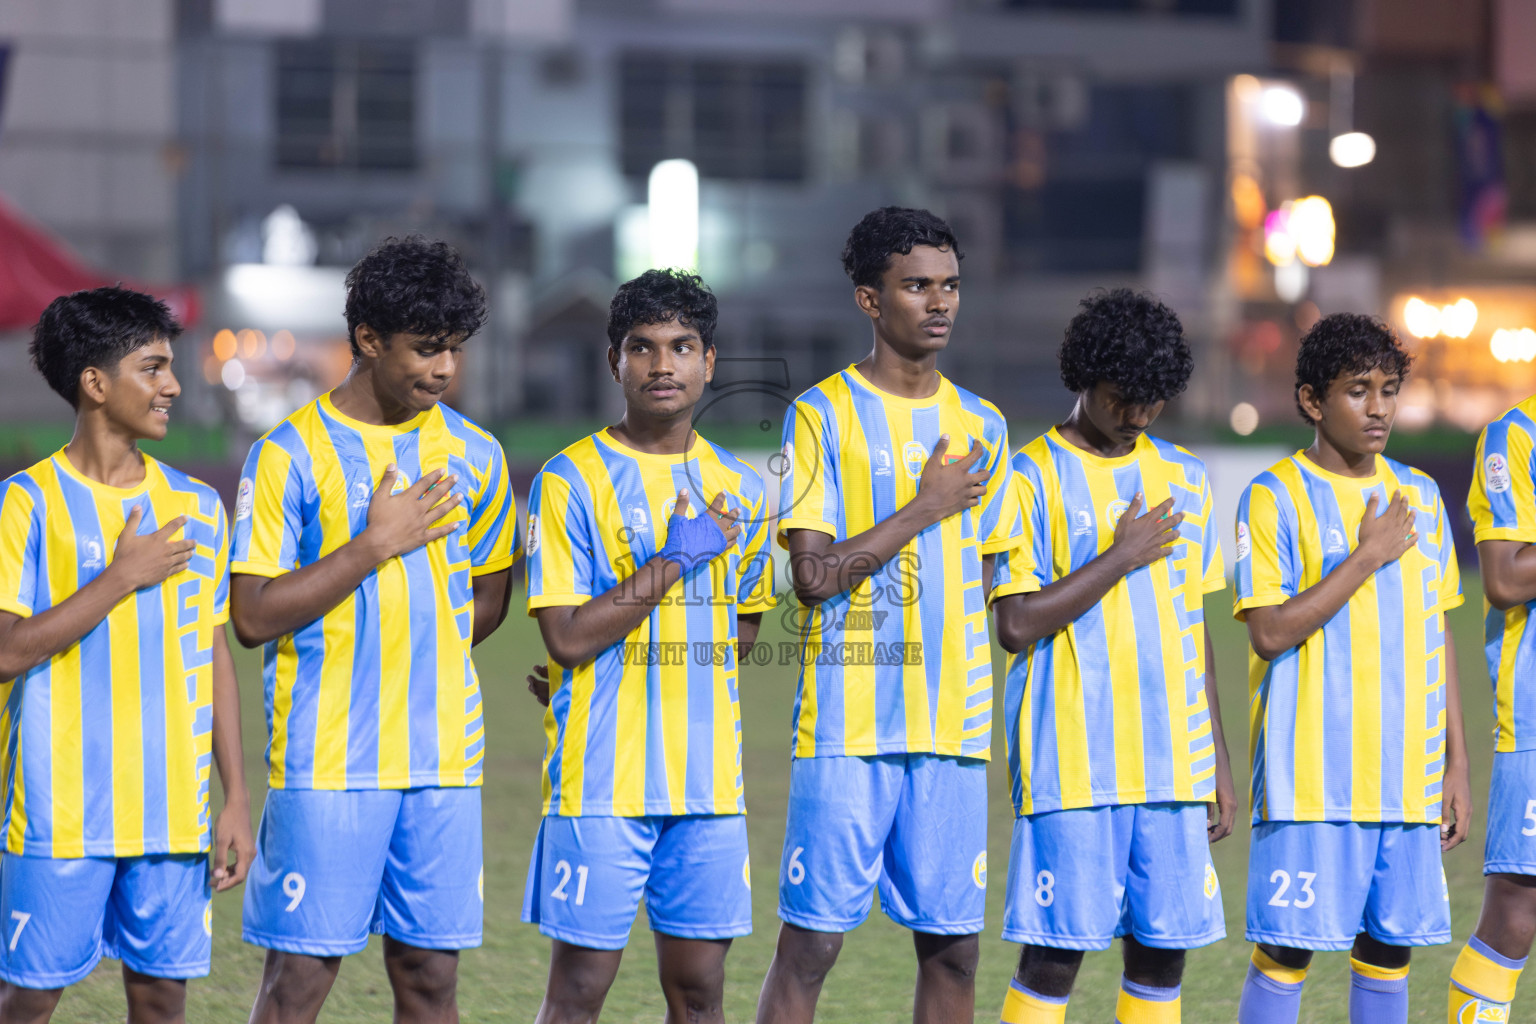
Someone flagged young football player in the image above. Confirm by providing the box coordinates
[755,207,1019,1024]
[1449,380,1536,1022]
[987,289,1236,1024]
[230,237,519,1023]
[0,287,254,1023]
[519,268,775,1023]
[1234,313,1470,1024]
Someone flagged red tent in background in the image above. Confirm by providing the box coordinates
[0,194,199,332]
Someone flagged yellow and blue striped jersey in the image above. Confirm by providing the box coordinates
[776,367,1018,760]
[1235,452,1462,823]
[0,452,228,857]
[1469,397,1536,752]
[231,392,519,791]
[526,429,775,817]
[993,429,1225,815]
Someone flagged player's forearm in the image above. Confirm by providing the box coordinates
[1444,631,1469,773]
[229,538,384,646]
[788,504,935,606]
[1245,549,1380,660]
[1203,631,1233,781]
[471,568,513,646]
[536,555,685,667]
[0,568,136,681]
[992,549,1135,653]
[1479,540,1536,610]
[208,627,250,809]
[737,612,763,666]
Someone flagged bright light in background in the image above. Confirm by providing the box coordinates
[1260,85,1306,127]
[1492,328,1536,363]
[1290,196,1335,267]
[1329,132,1377,168]
[1440,298,1478,339]
[271,329,296,360]
[1275,261,1309,303]
[648,159,699,271]
[1263,209,1297,265]
[238,328,266,358]
[212,329,237,361]
[1403,296,1442,338]
[1230,402,1260,436]
[615,204,651,282]
[261,204,318,266]
[221,358,247,391]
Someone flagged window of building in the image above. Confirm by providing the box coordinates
[620,53,807,182]
[275,40,416,171]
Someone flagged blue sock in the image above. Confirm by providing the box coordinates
[1348,957,1408,1024]
[1237,948,1306,1024]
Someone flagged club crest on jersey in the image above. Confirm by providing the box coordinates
[1236,521,1251,560]
[236,477,254,521]
[81,537,104,571]
[874,447,893,477]
[390,470,412,494]
[1486,452,1512,494]
[351,481,371,508]
[1071,509,1093,536]
[972,851,987,889]
[526,513,540,555]
[1105,499,1131,530]
[903,441,927,479]
[1325,526,1347,554]
[1204,863,1219,900]
[662,497,681,521]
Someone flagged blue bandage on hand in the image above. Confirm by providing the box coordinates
[658,494,733,571]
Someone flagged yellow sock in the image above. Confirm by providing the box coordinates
[1449,937,1524,1023]
[1115,977,1181,1023]
[1000,978,1067,1024]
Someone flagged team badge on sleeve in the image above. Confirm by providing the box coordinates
[1486,453,1512,494]
[1235,521,1250,560]
[526,513,539,555]
[236,477,254,521]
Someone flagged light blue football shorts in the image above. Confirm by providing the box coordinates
[1484,749,1536,876]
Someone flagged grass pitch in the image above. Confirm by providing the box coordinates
[56,578,1513,1022]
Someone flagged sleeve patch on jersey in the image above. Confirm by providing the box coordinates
[1236,521,1250,560]
[526,512,539,555]
[235,477,254,521]
[1486,452,1512,494]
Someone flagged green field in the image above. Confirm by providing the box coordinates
[54,577,1522,1022]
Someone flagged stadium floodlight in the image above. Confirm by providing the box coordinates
[1329,132,1377,169]
[1260,85,1305,127]
[648,159,699,272]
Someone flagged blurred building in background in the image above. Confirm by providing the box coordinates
[0,0,1532,450]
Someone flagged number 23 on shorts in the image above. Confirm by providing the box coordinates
[1267,869,1317,909]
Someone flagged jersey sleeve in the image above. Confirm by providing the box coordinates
[467,440,519,575]
[978,422,1020,555]
[525,466,596,614]
[1469,418,1536,544]
[776,399,841,546]
[1199,475,1226,594]
[737,474,777,615]
[1431,492,1464,613]
[211,498,231,627]
[990,470,1044,602]
[1234,479,1296,619]
[230,438,305,578]
[0,481,41,619]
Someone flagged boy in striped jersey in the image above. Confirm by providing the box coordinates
[0,288,254,1022]
[1448,388,1536,1021]
[757,208,1020,1024]
[988,289,1236,1024]
[1234,314,1471,1024]
[231,238,519,1023]
[520,269,774,1022]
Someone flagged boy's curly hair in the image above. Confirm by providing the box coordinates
[1058,289,1193,404]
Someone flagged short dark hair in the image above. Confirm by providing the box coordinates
[607,269,718,349]
[841,207,964,289]
[1058,288,1193,404]
[30,286,183,409]
[1294,313,1411,423]
[344,236,487,357]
